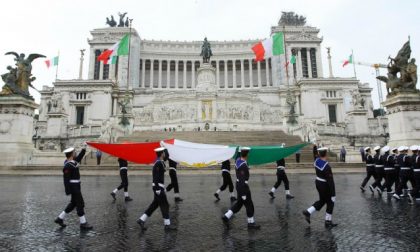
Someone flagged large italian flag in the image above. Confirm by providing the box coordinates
[97,34,130,65]
[252,32,285,62]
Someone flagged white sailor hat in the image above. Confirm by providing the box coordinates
[154,147,166,152]
[404,146,409,151]
[364,147,371,151]
[410,145,418,151]
[373,146,381,151]
[318,147,328,151]
[398,146,405,152]
[382,146,390,152]
[63,147,75,154]
[391,147,398,152]
[240,146,251,152]
[281,143,286,147]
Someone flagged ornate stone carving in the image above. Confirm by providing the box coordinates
[0,120,12,134]
[278,12,306,26]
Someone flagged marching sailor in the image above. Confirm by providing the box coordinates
[302,147,337,228]
[373,146,385,195]
[214,159,237,202]
[166,157,184,202]
[407,145,418,204]
[222,147,260,229]
[268,153,294,199]
[110,158,133,202]
[382,146,397,194]
[137,147,176,231]
[360,147,376,192]
[412,145,420,202]
[393,146,411,200]
[54,144,93,230]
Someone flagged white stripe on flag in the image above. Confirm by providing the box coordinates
[262,38,273,58]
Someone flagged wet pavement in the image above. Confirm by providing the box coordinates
[0,173,419,251]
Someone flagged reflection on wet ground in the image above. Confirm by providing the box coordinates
[0,174,419,251]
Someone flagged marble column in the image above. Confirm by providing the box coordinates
[175,60,179,89]
[296,49,303,79]
[249,59,253,88]
[191,61,195,89]
[306,48,312,78]
[224,60,228,89]
[99,62,104,80]
[240,60,244,89]
[150,59,154,88]
[141,59,146,88]
[158,60,162,88]
[265,60,270,87]
[216,60,220,88]
[167,61,171,88]
[233,60,237,89]
[257,61,261,88]
[183,60,187,89]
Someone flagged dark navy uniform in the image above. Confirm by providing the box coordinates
[110,158,132,201]
[373,152,385,192]
[166,159,183,201]
[214,160,236,201]
[269,158,294,199]
[63,149,86,217]
[311,158,336,215]
[144,158,170,219]
[360,152,376,190]
[412,155,420,199]
[395,153,411,197]
[383,152,397,193]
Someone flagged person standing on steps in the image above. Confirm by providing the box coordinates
[54,144,93,231]
[295,149,301,163]
[137,147,177,231]
[302,147,337,228]
[360,147,376,192]
[269,144,294,200]
[166,158,184,202]
[214,159,237,202]
[110,158,133,202]
[96,149,102,165]
[222,147,260,230]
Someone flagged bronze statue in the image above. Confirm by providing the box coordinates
[200,37,213,63]
[377,40,418,95]
[118,12,127,27]
[278,12,306,26]
[106,15,117,27]
[124,17,129,27]
[118,98,130,126]
[1,52,45,98]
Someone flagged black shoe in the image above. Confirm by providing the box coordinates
[247,222,261,230]
[392,193,401,200]
[360,186,365,192]
[369,185,375,193]
[302,210,311,224]
[230,196,237,202]
[136,219,147,231]
[214,193,220,200]
[125,196,133,202]
[222,216,230,228]
[325,220,338,228]
[164,225,177,231]
[286,194,295,199]
[175,197,183,202]
[54,217,66,228]
[80,222,93,231]
[110,192,116,200]
[268,192,275,199]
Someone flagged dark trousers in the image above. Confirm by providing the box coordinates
[383,168,397,192]
[312,180,334,215]
[96,156,101,165]
[412,172,420,198]
[144,190,169,219]
[340,154,346,162]
[396,170,415,195]
[361,166,376,188]
[166,169,179,193]
[296,154,301,163]
[231,190,254,218]
[117,169,128,192]
[273,169,290,190]
[219,171,234,193]
[372,167,385,190]
[64,192,85,217]
[361,153,366,162]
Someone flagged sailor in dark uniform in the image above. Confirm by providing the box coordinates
[302,147,337,228]
[372,146,385,195]
[110,158,133,201]
[392,147,401,192]
[214,159,237,202]
[382,146,397,194]
[360,147,376,192]
[268,154,294,199]
[407,145,418,204]
[137,147,176,231]
[393,146,411,200]
[222,147,260,229]
[166,158,183,202]
[54,145,93,230]
[411,145,420,202]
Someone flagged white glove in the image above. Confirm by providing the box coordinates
[82,142,87,149]
[241,195,247,201]
[331,196,336,202]
[155,190,161,195]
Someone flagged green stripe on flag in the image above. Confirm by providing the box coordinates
[111,56,118,64]
[52,56,59,66]
[117,34,130,56]
[246,143,308,166]
[290,55,296,64]
[272,32,284,55]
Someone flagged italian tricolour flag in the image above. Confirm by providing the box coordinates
[45,56,59,68]
[342,54,353,67]
[98,34,130,65]
[251,32,285,62]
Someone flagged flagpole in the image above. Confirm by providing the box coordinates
[283,26,290,88]
[55,50,60,81]
[351,49,357,79]
[126,19,133,90]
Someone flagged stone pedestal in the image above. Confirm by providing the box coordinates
[346,109,369,135]
[196,63,217,93]
[382,92,420,147]
[0,96,38,166]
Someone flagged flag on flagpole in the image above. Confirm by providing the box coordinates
[98,34,130,64]
[290,54,296,64]
[45,56,59,68]
[251,32,285,62]
[342,54,353,67]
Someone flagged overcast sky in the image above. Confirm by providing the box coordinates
[0,0,418,108]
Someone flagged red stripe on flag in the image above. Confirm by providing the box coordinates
[342,60,349,67]
[97,50,114,64]
[251,42,265,62]
[45,60,51,68]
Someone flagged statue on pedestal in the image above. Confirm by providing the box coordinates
[118,97,130,126]
[1,52,45,99]
[377,41,418,95]
[106,15,117,27]
[200,37,213,63]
